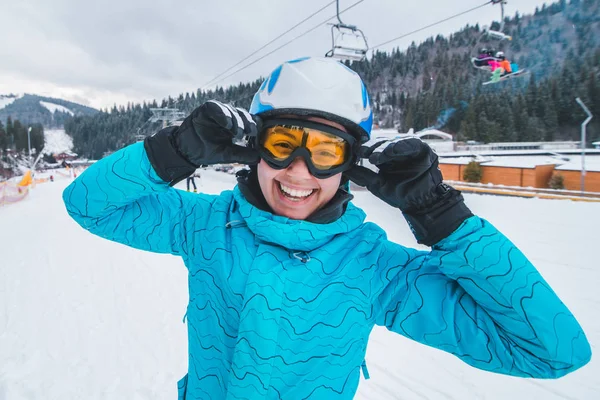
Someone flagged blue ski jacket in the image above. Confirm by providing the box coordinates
[63,142,591,399]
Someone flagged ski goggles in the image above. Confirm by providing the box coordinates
[257,118,356,179]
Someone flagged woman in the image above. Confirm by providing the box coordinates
[63,57,590,399]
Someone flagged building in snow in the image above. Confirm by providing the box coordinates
[54,151,78,161]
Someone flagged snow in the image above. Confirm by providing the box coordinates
[556,157,600,172]
[43,129,74,155]
[39,101,74,116]
[482,157,558,168]
[0,169,597,399]
[0,95,19,110]
[438,156,491,165]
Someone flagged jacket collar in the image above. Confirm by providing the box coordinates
[232,186,365,251]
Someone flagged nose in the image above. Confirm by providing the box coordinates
[286,157,312,178]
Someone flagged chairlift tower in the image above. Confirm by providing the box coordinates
[149,108,187,129]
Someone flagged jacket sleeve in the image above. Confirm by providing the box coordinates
[373,215,591,378]
[62,142,216,257]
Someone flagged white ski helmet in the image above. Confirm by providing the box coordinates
[249,57,373,143]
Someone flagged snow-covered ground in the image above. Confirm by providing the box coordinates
[39,101,74,116]
[43,129,74,155]
[0,169,597,399]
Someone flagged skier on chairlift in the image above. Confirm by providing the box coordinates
[489,51,512,75]
[473,48,496,68]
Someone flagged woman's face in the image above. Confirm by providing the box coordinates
[257,116,346,220]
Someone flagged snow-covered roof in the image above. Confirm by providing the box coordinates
[417,129,453,140]
[438,157,476,165]
[58,151,78,157]
[555,157,600,172]
[439,155,558,168]
[482,157,558,169]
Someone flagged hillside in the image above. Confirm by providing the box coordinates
[64,0,600,159]
[0,94,98,129]
[353,0,600,134]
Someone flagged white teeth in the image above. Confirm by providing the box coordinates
[279,183,314,198]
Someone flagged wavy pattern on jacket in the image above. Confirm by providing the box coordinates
[63,142,591,399]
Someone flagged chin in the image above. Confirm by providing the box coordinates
[271,196,317,220]
[276,207,313,220]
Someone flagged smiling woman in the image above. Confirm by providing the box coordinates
[62,56,590,400]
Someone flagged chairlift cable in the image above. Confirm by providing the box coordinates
[201,1,337,89]
[371,1,493,50]
[203,0,365,90]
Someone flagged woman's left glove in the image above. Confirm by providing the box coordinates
[345,137,472,246]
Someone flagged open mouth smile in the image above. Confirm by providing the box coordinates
[277,182,316,202]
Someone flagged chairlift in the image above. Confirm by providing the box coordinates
[325,0,369,62]
[470,1,529,84]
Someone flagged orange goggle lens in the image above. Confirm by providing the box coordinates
[261,125,350,170]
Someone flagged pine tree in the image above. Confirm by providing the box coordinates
[541,101,559,141]
[0,121,6,152]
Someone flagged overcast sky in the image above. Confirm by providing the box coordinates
[0,0,551,109]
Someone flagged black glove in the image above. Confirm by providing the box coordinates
[345,137,472,246]
[144,100,260,185]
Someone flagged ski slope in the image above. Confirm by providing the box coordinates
[39,101,74,116]
[0,95,18,110]
[0,169,597,399]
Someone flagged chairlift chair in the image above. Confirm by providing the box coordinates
[324,0,368,62]
[326,23,369,61]
[485,29,512,41]
[471,55,496,71]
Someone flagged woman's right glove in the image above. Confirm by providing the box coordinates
[144,100,260,185]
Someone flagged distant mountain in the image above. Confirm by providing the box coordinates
[0,94,98,128]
